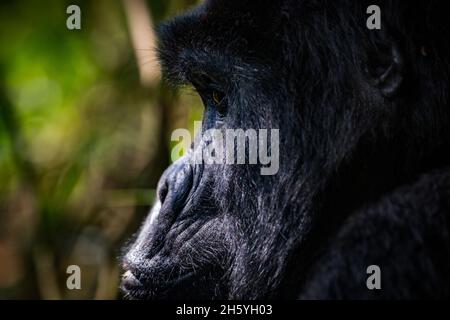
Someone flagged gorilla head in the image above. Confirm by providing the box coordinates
[121,0,450,299]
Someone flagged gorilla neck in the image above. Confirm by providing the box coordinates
[277,131,450,298]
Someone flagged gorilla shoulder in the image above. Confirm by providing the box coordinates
[301,168,450,299]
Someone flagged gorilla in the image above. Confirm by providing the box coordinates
[121,0,450,299]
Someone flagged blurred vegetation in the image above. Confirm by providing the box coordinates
[0,0,203,299]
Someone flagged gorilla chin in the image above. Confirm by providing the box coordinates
[122,0,450,300]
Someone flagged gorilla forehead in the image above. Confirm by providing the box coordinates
[156,0,285,85]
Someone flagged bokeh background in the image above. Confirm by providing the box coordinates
[0,0,203,299]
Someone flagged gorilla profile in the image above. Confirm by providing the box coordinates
[121,0,450,299]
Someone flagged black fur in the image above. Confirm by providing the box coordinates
[121,0,450,299]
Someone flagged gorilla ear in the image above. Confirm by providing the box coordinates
[365,41,404,98]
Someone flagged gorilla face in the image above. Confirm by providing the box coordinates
[121,0,450,299]
[122,1,287,299]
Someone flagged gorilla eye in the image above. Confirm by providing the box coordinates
[211,89,227,115]
[190,73,227,116]
[212,90,224,105]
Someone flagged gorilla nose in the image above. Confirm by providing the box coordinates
[123,158,196,267]
[157,159,194,215]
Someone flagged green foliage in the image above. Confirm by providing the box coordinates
[0,0,202,299]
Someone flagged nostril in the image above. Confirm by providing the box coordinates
[158,181,169,204]
[158,163,194,207]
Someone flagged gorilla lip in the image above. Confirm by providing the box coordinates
[121,267,201,299]
[121,270,143,292]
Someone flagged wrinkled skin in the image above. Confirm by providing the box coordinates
[122,154,232,299]
[122,0,450,299]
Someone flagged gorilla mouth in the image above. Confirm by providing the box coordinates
[121,270,145,299]
[121,266,204,300]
